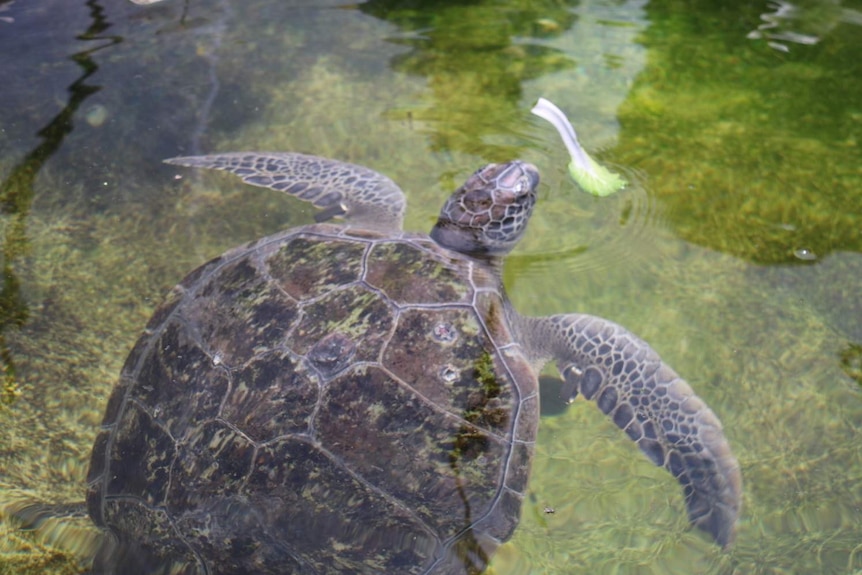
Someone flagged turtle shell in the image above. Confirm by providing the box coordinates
[86,223,539,575]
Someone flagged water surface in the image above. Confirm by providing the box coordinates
[1,0,861,573]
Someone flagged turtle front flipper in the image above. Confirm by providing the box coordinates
[2,499,108,568]
[4,500,89,526]
[164,152,406,230]
[526,313,742,547]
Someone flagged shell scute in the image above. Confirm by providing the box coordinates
[131,322,230,440]
[243,437,438,574]
[382,307,514,437]
[168,420,256,516]
[365,241,472,305]
[265,234,366,301]
[306,331,357,377]
[185,257,299,367]
[503,441,533,496]
[289,284,395,369]
[314,364,509,539]
[221,349,318,442]
[106,404,175,506]
[101,499,203,575]
[99,375,133,428]
[469,487,523,545]
[174,495,309,575]
[512,393,539,445]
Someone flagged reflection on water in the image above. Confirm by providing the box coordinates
[361,0,579,161]
[504,166,664,292]
[747,0,862,52]
[0,1,15,24]
[0,0,860,573]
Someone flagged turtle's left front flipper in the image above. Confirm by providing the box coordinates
[164,152,407,230]
[526,313,742,547]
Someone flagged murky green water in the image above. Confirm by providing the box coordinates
[1,0,861,573]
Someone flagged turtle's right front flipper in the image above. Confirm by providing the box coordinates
[164,152,407,230]
[526,313,742,548]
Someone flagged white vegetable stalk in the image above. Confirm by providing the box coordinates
[531,97,626,197]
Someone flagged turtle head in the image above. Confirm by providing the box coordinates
[431,161,540,258]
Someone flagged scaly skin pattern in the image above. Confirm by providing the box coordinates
[518,312,741,548]
[164,153,407,230]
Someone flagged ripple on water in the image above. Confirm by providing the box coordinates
[506,164,666,286]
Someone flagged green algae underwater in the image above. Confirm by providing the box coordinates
[1,0,861,573]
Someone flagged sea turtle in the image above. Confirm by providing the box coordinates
[19,153,741,574]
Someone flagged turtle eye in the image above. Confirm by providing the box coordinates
[513,177,530,196]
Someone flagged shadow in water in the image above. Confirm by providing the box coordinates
[0,0,122,405]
